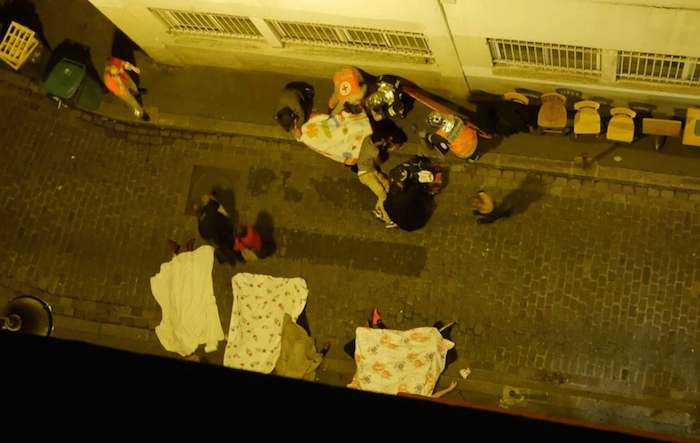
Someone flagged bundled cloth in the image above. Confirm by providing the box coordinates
[349,327,454,396]
[224,273,308,374]
[273,314,323,381]
[150,245,224,356]
[298,111,373,165]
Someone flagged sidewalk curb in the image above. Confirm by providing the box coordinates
[147,112,700,194]
[2,66,700,194]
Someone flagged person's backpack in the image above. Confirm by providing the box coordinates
[388,155,443,195]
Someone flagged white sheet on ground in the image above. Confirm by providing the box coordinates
[299,111,372,164]
[349,327,454,396]
[224,273,308,374]
[150,245,224,357]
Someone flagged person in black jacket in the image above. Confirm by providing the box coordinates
[194,193,238,263]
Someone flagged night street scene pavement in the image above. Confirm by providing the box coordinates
[1,1,699,439]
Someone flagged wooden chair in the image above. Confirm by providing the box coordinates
[642,118,682,150]
[606,107,636,143]
[573,100,601,136]
[537,92,567,133]
[504,92,529,105]
[682,107,700,147]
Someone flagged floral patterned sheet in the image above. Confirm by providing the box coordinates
[223,273,308,374]
[349,327,454,396]
[299,111,373,165]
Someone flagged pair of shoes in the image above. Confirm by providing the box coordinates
[141,112,151,122]
[184,238,195,251]
[467,153,481,163]
[385,221,398,229]
[166,239,180,256]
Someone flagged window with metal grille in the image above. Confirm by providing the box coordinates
[150,8,262,39]
[266,19,432,58]
[617,51,700,86]
[488,38,601,76]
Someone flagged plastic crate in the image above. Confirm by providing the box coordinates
[0,21,38,70]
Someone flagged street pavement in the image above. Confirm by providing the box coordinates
[0,72,699,438]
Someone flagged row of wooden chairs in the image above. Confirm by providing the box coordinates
[531,91,700,148]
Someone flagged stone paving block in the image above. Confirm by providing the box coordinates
[542,175,556,185]
[55,315,100,335]
[552,177,567,188]
[501,170,515,180]
[661,189,675,199]
[673,191,688,200]
[484,176,499,187]
[648,188,660,197]
[100,323,151,341]
[567,178,582,190]
[513,170,528,181]
[486,168,501,177]
[613,194,627,204]
[609,183,623,193]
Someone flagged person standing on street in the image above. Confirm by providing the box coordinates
[356,123,406,228]
[103,57,149,121]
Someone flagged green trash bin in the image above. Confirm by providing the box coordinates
[44,58,86,99]
[75,74,105,111]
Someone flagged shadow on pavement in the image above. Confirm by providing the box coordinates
[253,210,276,259]
[501,175,546,216]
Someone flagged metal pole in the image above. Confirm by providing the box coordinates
[437,0,471,93]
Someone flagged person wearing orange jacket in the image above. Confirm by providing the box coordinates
[103,57,149,121]
[327,66,369,116]
[420,111,482,161]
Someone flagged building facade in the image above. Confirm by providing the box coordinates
[89,0,700,110]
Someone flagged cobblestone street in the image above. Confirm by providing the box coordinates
[1,78,699,437]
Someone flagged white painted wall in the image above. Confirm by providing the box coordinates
[444,0,700,56]
[87,0,468,97]
[442,0,700,106]
[88,0,700,108]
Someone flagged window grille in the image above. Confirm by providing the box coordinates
[488,38,601,76]
[617,51,700,86]
[266,19,432,58]
[150,8,262,39]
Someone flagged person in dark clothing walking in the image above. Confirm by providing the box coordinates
[471,190,512,224]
